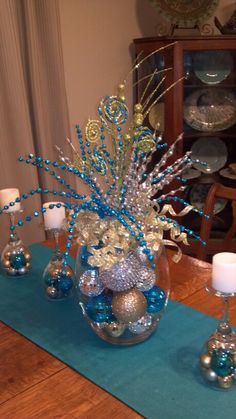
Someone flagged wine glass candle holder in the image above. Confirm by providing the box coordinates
[200,253,236,389]
[0,188,32,276]
[42,202,74,300]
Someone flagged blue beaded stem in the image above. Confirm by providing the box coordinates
[18,155,102,198]
[18,155,84,200]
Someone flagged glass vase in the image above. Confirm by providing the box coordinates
[42,231,74,300]
[75,244,170,345]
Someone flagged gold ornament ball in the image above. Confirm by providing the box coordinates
[24,251,32,261]
[200,353,212,369]
[104,321,126,338]
[218,375,233,389]
[134,103,143,113]
[207,338,220,353]
[2,258,10,268]
[112,288,147,323]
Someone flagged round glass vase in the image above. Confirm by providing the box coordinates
[75,244,170,345]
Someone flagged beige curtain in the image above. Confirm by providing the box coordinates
[0,0,73,250]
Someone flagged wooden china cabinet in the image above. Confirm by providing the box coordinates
[134,35,236,257]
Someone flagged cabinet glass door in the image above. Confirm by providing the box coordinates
[183,49,236,233]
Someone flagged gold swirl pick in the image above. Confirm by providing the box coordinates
[85,120,101,143]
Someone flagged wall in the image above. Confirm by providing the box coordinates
[59,0,235,142]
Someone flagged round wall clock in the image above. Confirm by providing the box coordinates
[148,0,219,28]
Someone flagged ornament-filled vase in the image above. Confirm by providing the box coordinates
[75,244,170,345]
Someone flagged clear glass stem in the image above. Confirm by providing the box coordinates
[8,212,18,242]
[52,230,62,259]
[222,297,229,324]
[218,297,232,335]
[9,212,15,227]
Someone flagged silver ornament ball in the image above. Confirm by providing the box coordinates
[136,266,156,291]
[99,252,141,292]
[128,313,153,334]
[79,270,104,297]
[201,367,218,382]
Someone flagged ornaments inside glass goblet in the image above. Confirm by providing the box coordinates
[1,235,32,276]
[42,206,74,300]
[43,259,74,300]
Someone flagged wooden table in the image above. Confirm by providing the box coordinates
[1,244,236,418]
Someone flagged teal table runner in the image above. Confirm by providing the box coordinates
[0,243,235,419]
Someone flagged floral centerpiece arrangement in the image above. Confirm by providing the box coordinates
[2,46,207,345]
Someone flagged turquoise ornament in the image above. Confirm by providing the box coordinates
[85,294,113,323]
[211,349,234,377]
[9,252,26,269]
[143,285,166,314]
[58,274,74,293]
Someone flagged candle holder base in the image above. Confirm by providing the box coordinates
[200,277,236,390]
[200,322,236,390]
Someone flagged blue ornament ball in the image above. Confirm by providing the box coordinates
[58,274,74,293]
[85,294,113,323]
[9,252,26,269]
[211,349,234,377]
[143,285,166,314]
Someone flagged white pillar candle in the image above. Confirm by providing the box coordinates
[0,188,21,212]
[212,252,236,294]
[43,202,66,230]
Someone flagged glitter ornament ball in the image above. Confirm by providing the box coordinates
[79,269,104,297]
[128,314,153,334]
[99,252,141,292]
[136,266,156,291]
[112,288,147,323]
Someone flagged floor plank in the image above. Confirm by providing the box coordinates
[0,367,141,418]
[0,323,64,404]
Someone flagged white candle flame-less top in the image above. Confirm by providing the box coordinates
[43,202,66,230]
[212,252,236,294]
[0,188,21,212]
